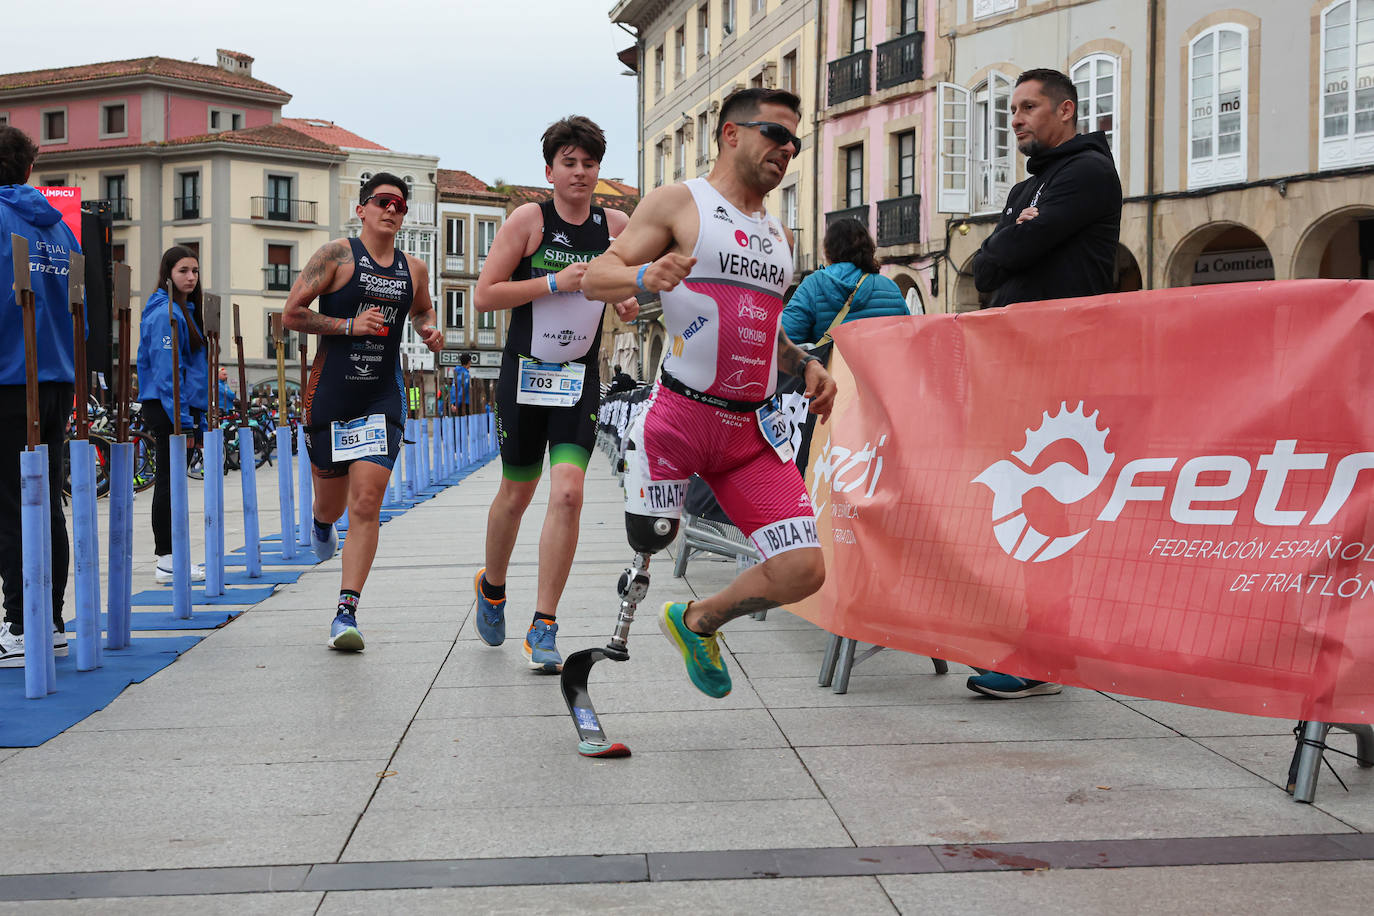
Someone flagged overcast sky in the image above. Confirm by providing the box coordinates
[1,1,641,188]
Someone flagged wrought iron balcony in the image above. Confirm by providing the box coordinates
[263,265,299,292]
[251,197,317,223]
[827,49,871,106]
[876,31,923,91]
[877,194,921,247]
[825,205,870,230]
[96,197,132,221]
[173,196,200,220]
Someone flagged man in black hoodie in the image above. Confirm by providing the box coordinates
[967,69,1121,700]
[972,68,1121,309]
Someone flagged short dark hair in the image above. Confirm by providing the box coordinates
[716,88,802,146]
[459,352,471,365]
[361,171,408,201]
[542,116,606,166]
[1016,68,1078,120]
[823,218,880,275]
[0,126,39,185]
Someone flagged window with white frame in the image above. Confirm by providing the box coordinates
[973,0,1016,20]
[1188,24,1248,188]
[698,4,710,55]
[782,51,797,92]
[656,139,668,186]
[722,0,736,37]
[971,72,1013,212]
[781,184,798,229]
[697,112,711,164]
[844,144,864,208]
[849,0,867,54]
[655,45,665,96]
[477,219,497,269]
[675,128,686,180]
[445,217,465,257]
[676,25,687,78]
[446,288,466,329]
[1320,0,1374,169]
[895,130,916,197]
[937,82,970,212]
[1072,54,1119,160]
[478,308,496,330]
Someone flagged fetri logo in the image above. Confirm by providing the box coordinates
[973,403,1114,562]
[972,402,1374,562]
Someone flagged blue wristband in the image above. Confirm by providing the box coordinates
[547,274,558,294]
[636,264,649,292]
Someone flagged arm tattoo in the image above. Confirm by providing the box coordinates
[776,328,807,376]
[692,597,778,633]
[290,242,354,336]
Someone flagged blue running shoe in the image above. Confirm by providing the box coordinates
[966,671,1061,698]
[474,568,505,646]
[311,519,338,563]
[328,611,364,652]
[524,619,562,673]
[659,602,731,698]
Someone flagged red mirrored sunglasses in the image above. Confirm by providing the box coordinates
[363,192,408,215]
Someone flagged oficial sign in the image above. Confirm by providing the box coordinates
[791,280,1374,723]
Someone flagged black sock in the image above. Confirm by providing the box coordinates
[480,576,505,602]
[313,517,332,538]
[533,612,556,625]
[338,589,360,616]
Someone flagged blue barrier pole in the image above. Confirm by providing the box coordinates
[70,440,98,670]
[276,426,296,560]
[404,418,419,499]
[85,448,102,668]
[296,424,311,549]
[19,450,49,698]
[106,441,132,650]
[429,418,440,484]
[417,418,429,489]
[238,428,261,577]
[169,435,192,620]
[38,444,55,691]
[203,429,224,597]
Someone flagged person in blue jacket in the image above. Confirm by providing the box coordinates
[781,217,910,346]
[0,126,81,666]
[217,367,238,412]
[136,245,208,583]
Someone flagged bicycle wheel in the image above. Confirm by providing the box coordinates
[254,425,274,467]
[131,430,157,492]
[186,445,205,480]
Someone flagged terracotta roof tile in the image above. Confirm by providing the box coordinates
[160,123,342,154]
[436,168,507,201]
[0,56,290,99]
[280,118,388,151]
[595,178,639,196]
[505,184,638,214]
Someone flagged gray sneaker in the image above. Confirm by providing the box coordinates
[0,622,23,668]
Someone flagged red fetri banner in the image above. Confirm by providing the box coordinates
[790,280,1374,722]
[39,186,81,246]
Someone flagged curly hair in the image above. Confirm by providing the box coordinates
[823,218,880,274]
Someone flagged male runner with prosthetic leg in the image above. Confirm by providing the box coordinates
[284,173,441,651]
[473,116,637,673]
[581,88,836,698]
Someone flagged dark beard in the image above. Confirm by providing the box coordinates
[1018,137,1046,158]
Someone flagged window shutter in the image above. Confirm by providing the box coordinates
[937,82,971,213]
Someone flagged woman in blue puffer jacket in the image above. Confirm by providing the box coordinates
[135,245,208,582]
[782,218,910,345]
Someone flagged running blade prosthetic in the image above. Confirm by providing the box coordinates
[560,645,632,758]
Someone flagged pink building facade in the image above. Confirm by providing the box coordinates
[819,0,937,312]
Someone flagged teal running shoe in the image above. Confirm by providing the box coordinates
[474,568,506,646]
[523,619,562,673]
[328,611,364,652]
[659,602,731,698]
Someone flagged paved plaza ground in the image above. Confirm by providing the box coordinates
[0,453,1370,913]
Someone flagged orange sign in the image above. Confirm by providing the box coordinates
[791,280,1374,722]
[39,186,81,246]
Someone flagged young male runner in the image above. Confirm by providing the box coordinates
[284,173,441,651]
[473,116,637,673]
[582,88,837,697]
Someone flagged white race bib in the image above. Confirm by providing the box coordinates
[755,396,794,464]
[517,357,585,407]
[331,413,388,462]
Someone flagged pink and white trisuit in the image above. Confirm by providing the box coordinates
[623,177,819,560]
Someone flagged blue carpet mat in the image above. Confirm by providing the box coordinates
[221,568,302,586]
[221,551,316,567]
[129,585,277,606]
[0,636,203,747]
[65,609,241,631]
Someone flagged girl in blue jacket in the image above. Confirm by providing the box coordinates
[136,246,208,582]
[782,218,911,345]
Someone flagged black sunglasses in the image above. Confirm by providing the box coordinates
[736,121,802,153]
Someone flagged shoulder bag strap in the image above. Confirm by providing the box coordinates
[815,273,869,347]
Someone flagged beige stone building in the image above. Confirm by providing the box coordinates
[933,0,1374,311]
